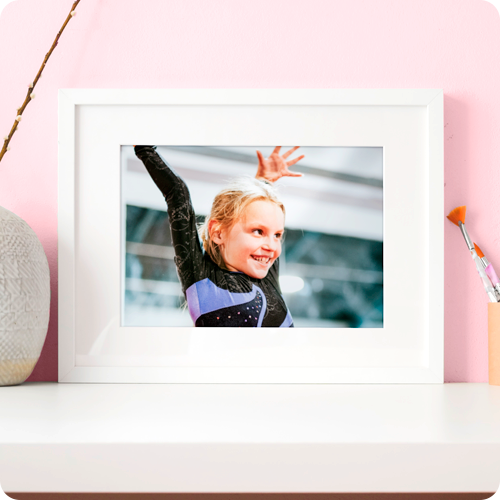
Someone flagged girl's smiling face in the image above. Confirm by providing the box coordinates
[210,199,285,279]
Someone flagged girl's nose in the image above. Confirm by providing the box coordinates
[263,237,279,253]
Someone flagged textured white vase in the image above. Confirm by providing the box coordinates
[0,206,50,386]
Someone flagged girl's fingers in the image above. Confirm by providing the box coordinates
[282,146,300,159]
[256,150,265,164]
[286,155,305,167]
[272,146,281,155]
[284,171,303,177]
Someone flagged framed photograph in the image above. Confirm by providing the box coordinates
[58,89,443,383]
[122,144,383,329]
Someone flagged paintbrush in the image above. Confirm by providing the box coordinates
[447,206,498,302]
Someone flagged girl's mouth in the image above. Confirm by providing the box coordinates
[251,255,271,264]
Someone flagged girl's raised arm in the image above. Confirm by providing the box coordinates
[134,146,185,199]
[133,146,204,293]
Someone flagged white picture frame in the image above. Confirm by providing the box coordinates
[58,89,443,383]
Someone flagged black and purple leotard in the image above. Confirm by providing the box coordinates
[134,146,293,328]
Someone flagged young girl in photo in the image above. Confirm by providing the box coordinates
[134,145,304,327]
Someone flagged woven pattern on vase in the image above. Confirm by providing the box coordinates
[0,206,50,386]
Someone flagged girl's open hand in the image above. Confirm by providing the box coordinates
[255,146,304,183]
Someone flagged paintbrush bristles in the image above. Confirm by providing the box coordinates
[474,243,485,258]
[447,205,466,226]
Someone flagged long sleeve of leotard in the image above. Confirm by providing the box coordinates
[134,146,204,293]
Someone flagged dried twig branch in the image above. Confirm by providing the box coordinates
[0,0,82,163]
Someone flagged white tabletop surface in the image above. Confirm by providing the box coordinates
[0,383,499,493]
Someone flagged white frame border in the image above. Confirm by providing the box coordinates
[58,89,443,384]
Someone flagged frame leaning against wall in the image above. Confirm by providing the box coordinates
[58,89,443,383]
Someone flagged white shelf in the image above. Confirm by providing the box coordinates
[0,383,499,493]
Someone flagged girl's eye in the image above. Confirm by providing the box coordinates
[275,233,282,239]
[253,229,263,235]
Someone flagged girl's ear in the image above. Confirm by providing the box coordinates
[208,220,224,245]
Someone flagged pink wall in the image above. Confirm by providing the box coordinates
[0,0,497,382]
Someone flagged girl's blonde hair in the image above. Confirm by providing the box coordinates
[198,177,285,269]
